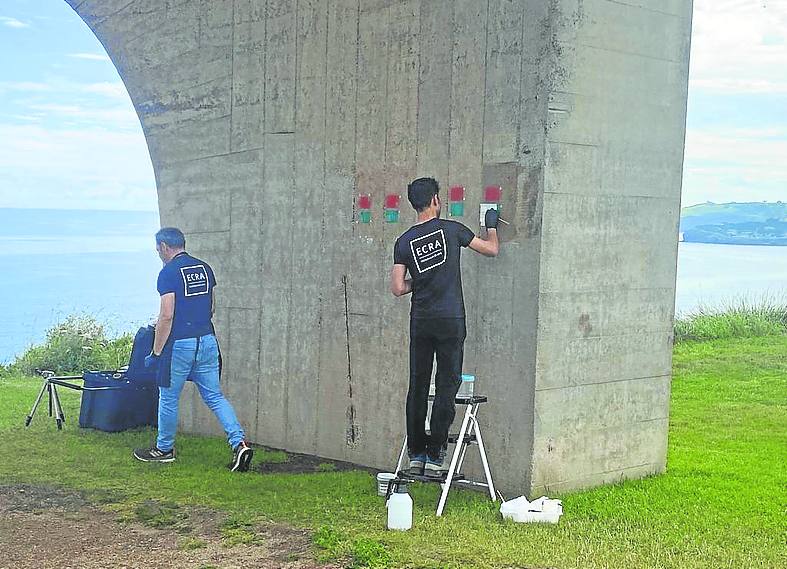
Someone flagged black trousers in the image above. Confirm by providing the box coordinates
[407,317,466,459]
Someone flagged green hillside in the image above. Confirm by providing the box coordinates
[680,202,787,245]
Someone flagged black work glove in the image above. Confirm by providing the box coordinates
[484,207,500,229]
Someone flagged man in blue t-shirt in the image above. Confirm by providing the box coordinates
[391,177,500,477]
[133,227,253,472]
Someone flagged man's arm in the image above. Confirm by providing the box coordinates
[467,208,500,257]
[390,264,413,297]
[468,229,499,257]
[153,293,175,355]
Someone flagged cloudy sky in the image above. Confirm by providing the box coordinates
[0,0,156,211]
[0,0,785,211]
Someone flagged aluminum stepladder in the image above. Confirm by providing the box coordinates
[395,394,497,516]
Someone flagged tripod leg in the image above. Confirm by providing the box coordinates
[25,379,50,427]
[51,385,65,430]
[48,382,53,417]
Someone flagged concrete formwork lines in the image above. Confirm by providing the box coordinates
[351,0,390,462]
[257,135,296,448]
[376,0,420,463]
[602,0,688,19]
[286,0,329,455]
[319,0,359,462]
[264,0,297,133]
[449,0,487,379]
[414,0,453,183]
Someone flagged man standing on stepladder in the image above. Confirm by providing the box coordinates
[133,227,253,472]
[390,177,499,478]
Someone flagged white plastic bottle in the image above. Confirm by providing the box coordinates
[386,481,413,531]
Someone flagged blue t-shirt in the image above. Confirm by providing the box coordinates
[157,252,217,340]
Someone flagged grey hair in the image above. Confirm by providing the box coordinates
[155,227,186,248]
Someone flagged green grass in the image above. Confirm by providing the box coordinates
[1,337,785,568]
[674,296,787,342]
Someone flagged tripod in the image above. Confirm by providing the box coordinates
[25,370,84,430]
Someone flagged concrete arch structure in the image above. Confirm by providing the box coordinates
[67,0,692,494]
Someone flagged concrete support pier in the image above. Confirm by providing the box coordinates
[68,0,692,495]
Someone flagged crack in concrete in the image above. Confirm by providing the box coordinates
[342,274,359,447]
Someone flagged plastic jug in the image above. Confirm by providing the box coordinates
[458,374,475,398]
[386,480,413,531]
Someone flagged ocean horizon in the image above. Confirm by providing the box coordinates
[1,208,786,363]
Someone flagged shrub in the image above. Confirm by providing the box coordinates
[674,295,787,343]
[10,315,134,375]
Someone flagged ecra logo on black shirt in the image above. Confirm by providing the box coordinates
[180,264,210,297]
[410,229,447,274]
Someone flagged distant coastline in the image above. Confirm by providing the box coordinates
[680,202,787,246]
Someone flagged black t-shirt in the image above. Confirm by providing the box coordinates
[393,218,475,319]
[157,252,217,340]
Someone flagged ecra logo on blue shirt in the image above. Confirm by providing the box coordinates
[180,265,210,297]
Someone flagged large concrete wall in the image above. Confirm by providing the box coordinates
[67,0,692,495]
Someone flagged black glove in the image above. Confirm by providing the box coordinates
[484,208,500,229]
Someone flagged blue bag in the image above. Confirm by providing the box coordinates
[78,371,158,432]
[126,325,157,385]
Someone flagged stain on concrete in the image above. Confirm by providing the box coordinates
[579,313,593,337]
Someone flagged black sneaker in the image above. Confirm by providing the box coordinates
[424,449,447,479]
[133,446,175,463]
[229,441,253,472]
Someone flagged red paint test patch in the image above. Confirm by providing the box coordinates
[484,186,502,202]
[358,195,372,210]
[449,186,465,202]
[385,194,400,209]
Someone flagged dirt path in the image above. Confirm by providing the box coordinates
[0,484,340,569]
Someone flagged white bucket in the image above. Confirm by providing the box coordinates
[376,472,396,497]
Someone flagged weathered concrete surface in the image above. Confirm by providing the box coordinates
[67,0,692,495]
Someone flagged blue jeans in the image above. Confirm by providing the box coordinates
[156,334,245,452]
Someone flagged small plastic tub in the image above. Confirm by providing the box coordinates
[376,472,396,497]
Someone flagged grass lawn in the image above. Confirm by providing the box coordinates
[0,336,785,568]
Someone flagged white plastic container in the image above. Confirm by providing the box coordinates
[386,482,413,531]
[376,472,396,497]
[500,495,563,524]
[457,374,475,398]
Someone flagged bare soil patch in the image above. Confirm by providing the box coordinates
[253,448,376,476]
[0,484,340,569]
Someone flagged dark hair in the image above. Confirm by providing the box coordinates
[407,177,440,212]
[155,227,186,248]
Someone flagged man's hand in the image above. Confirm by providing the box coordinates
[469,209,500,257]
[144,351,160,368]
[484,208,500,230]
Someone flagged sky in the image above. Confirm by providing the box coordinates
[0,0,156,211]
[0,1,785,211]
